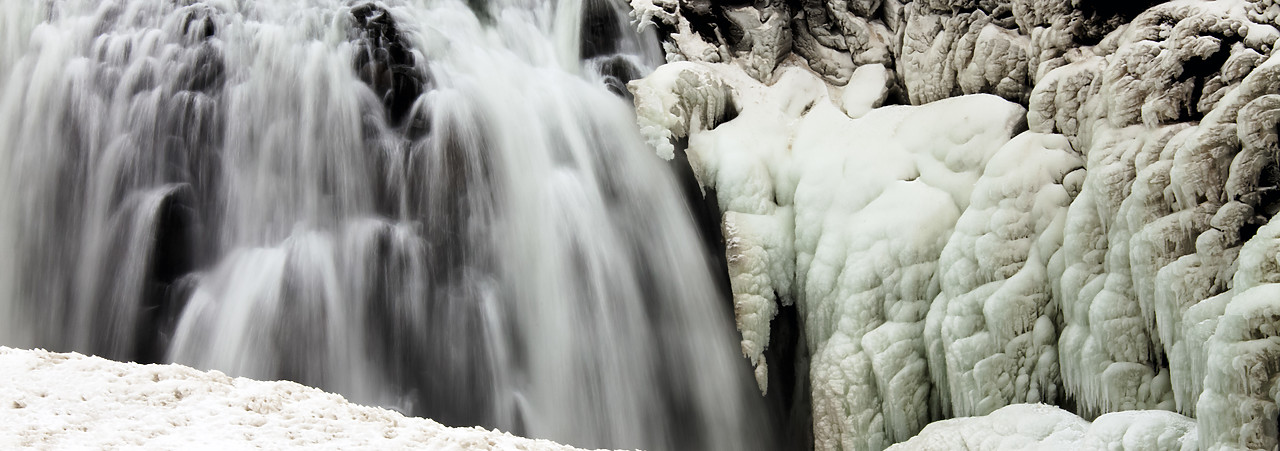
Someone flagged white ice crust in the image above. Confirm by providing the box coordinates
[630,0,1280,448]
[633,58,1077,449]
[0,347,593,450]
[887,403,1197,451]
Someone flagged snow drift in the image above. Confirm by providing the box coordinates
[888,403,1198,450]
[0,347,589,450]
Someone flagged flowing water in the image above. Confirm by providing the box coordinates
[0,1,769,449]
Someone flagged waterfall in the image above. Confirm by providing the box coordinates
[0,1,770,449]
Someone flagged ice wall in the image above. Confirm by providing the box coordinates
[630,0,1280,449]
[0,1,770,450]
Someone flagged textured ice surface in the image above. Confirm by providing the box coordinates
[0,347,588,450]
[927,132,1083,419]
[634,59,1053,449]
[631,0,1280,449]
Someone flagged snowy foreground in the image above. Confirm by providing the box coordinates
[0,347,587,450]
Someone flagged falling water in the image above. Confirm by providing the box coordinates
[0,1,770,449]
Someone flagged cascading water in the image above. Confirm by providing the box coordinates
[0,1,772,449]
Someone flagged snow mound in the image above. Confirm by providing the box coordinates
[887,403,1197,451]
[0,347,592,450]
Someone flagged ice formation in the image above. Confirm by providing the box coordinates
[630,0,1280,449]
[887,403,1198,450]
[0,347,587,450]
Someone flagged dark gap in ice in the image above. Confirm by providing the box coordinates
[1076,0,1166,44]
[1079,0,1167,25]
[1259,163,1280,217]
[766,301,814,451]
[680,0,722,45]
[1180,43,1230,122]
[721,93,740,125]
[669,139,731,301]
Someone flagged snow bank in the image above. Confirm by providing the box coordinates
[886,403,1197,451]
[0,347,591,450]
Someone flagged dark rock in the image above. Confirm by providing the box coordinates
[350,2,429,126]
[581,0,626,60]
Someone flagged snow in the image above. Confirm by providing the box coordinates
[886,403,1198,451]
[0,347,592,450]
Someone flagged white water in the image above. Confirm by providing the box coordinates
[0,1,768,449]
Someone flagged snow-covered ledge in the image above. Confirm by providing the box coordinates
[888,403,1197,450]
[0,347,592,450]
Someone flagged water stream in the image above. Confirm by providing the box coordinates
[0,1,769,449]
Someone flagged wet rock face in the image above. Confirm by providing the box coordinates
[635,0,1169,103]
[582,0,628,60]
[630,0,792,81]
[350,3,428,126]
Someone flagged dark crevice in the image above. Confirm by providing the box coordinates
[1174,27,1232,122]
[1076,0,1167,44]
[669,139,730,299]
[669,136,805,450]
[765,301,813,451]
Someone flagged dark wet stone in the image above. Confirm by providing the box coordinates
[351,2,430,126]
[581,0,625,60]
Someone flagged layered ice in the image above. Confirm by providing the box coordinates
[632,59,1058,448]
[630,0,1280,449]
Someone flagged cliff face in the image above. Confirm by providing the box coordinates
[629,1,1280,449]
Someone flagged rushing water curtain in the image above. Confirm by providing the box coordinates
[0,1,771,449]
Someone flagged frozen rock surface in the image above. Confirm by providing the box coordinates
[630,0,1280,449]
[0,347,592,450]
